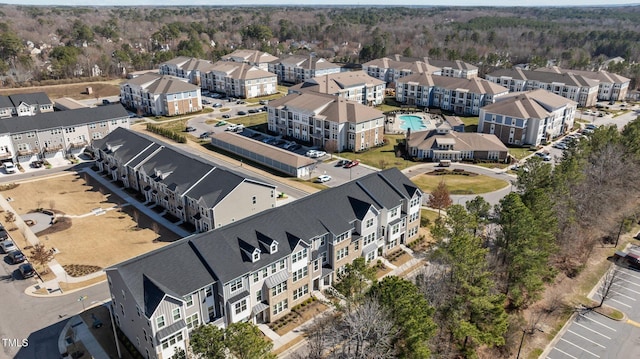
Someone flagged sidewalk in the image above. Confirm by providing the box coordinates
[59,313,110,359]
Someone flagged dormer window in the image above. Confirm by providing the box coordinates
[251,248,261,262]
[270,243,278,254]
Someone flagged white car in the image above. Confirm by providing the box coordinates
[3,162,16,174]
[316,175,332,183]
[0,239,16,254]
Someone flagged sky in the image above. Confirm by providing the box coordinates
[0,0,637,6]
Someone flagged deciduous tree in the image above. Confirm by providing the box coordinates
[427,180,452,216]
[30,243,55,274]
[225,322,276,359]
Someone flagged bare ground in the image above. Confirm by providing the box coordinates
[0,80,122,100]
[1,171,178,270]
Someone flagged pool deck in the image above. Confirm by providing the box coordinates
[386,110,444,134]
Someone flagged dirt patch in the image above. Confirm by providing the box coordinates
[0,80,122,100]
[269,299,328,336]
[63,264,103,277]
[1,171,179,269]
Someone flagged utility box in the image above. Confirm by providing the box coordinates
[85,86,93,95]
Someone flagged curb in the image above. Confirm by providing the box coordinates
[24,276,107,298]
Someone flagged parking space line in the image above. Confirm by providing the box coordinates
[578,314,617,331]
[610,284,639,299]
[551,347,578,359]
[606,298,632,308]
[559,338,600,357]
[573,322,612,339]
[617,277,640,288]
[567,330,606,348]
[618,271,640,280]
[612,282,640,295]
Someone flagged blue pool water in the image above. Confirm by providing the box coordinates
[398,115,427,131]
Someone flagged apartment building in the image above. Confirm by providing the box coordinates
[267,92,385,152]
[92,128,277,232]
[158,57,214,86]
[120,73,202,116]
[106,168,422,359]
[362,54,478,84]
[406,126,509,162]
[268,55,341,84]
[201,62,277,99]
[395,72,509,115]
[288,70,385,106]
[478,89,577,146]
[485,68,599,107]
[535,66,630,102]
[221,49,279,71]
[0,92,54,118]
[0,104,130,165]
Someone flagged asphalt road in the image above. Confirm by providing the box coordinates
[0,255,110,359]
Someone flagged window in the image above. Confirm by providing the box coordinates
[271,243,278,253]
[156,315,166,329]
[273,299,288,315]
[172,308,181,321]
[160,331,184,349]
[136,306,141,317]
[143,329,147,342]
[205,287,213,297]
[272,281,287,297]
[292,248,307,264]
[292,267,308,282]
[365,218,374,228]
[363,233,375,246]
[120,304,125,316]
[390,208,399,218]
[186,313,200,330]
[314,260,319,271]
[335,232,349,243]
[234,299,247,315]
[230,278,243,292]
[185,295,194,307]
[293,284,309,301]
[354,240,359,251]
[253,251,260,261]
[337,247,349,261]
[256,289,262,302]
[252,196,256,204]
[253,272,259,283]
[279,259,286,270]
[391,224,400,235]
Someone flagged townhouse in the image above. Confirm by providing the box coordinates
[268,55,342,84]
[0,104,130,165]
[288,70,386,106]
[106,168,423,359]
[221,49,279,71]
[362,54,478,84]
[535,66,630,102]
[395,72,509,115]
[267,92,385,152]
[485,68,599,107]
[406,125,509,162]
[92,128,276,232]
[478,89,577,146]
[158,57,215,86]
[201,62,277,99]
[0,92,54,118]
[120,73,202,117]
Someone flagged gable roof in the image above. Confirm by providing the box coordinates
[209,61,275,80]
[0,104,129,135]
[222,50,279,64]
[144,76,199,94]
[408,130,508,153]
[107,168,420,309]
[274,55,341,71]
[536,66,630,84]
[295,71,385,94]
[397,73,508,95]
[8,92,52,106]
[161,57,214,72]
[486,68,599,88]
[269,92,384,124]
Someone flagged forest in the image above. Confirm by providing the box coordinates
[0,5,639,89]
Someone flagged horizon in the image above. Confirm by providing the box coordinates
[0,0,638,7]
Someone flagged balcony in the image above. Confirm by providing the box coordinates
[17,148,39,156]
[42,144,63,154]
[68,141,88,150]
[0,151,12,160]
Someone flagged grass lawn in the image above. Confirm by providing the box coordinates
[245,92,286,103]
[339,134,413,170]
[509,146,538,160]
[375,97,403,113]
[460,116,479,132]
[148,108,213,122]
[410,172,508,194]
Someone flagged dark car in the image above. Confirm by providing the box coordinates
[30,160,44,168]
[344,160,360,168]
[222,114,231,119]
[102,99,110,105]
[336,159,349,167]
[185,126,196,132]
[19,263,35,278]
[237,111,247,116]
[212,103,222,108]
[199,132,210,139]
[7,250,26,264]
[248,109,258,114]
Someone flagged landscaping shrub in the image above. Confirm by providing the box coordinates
[146,124,187,143]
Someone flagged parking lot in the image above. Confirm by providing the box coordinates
[545,246,640,358]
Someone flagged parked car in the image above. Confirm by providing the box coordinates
[237,111,247,116]
[344,160,360,168]
[212,103,222,108]
[222,114,231,119]
[215,121,227,127]
[236,100,246,104]
[248,109,258,114]
[316,175,332,183]
[30,160,44,168]
[7,250,26,264]
[3,162,16,174]
[585,124,597,130]
[19,263,35,278]
[259,100,269,105]
[306,150,319,157]
[102,99,110,105]
[225,124,239,132]
[185,126,196,132]
[288,144,301,151]
[233,124,245,133]
[0,239,17,254]
[306,150,327,158]
[199,132,210,139]
[336,159,349,167]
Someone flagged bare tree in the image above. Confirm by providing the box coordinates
[152,222,161,235]
[427,180,452,216]
[132,209,140,229]
[595,265,622,308]
[49,200,56,211]
[4,211,16,230]
[30,243,55,274]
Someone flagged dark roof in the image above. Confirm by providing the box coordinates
[185,168,248,208]
[0,104,129,134]
[143,274,181,317]
[108,169,420,310]
[139,147,213,193]
[92,127,156,166]
[8,92,52,106]
[0,96,13,108]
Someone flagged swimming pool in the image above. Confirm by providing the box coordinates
[398,115,427,131]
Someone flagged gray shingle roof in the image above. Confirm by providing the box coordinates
[8,92,52,106]
[107,168,419,312]
[0,104,129,135]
